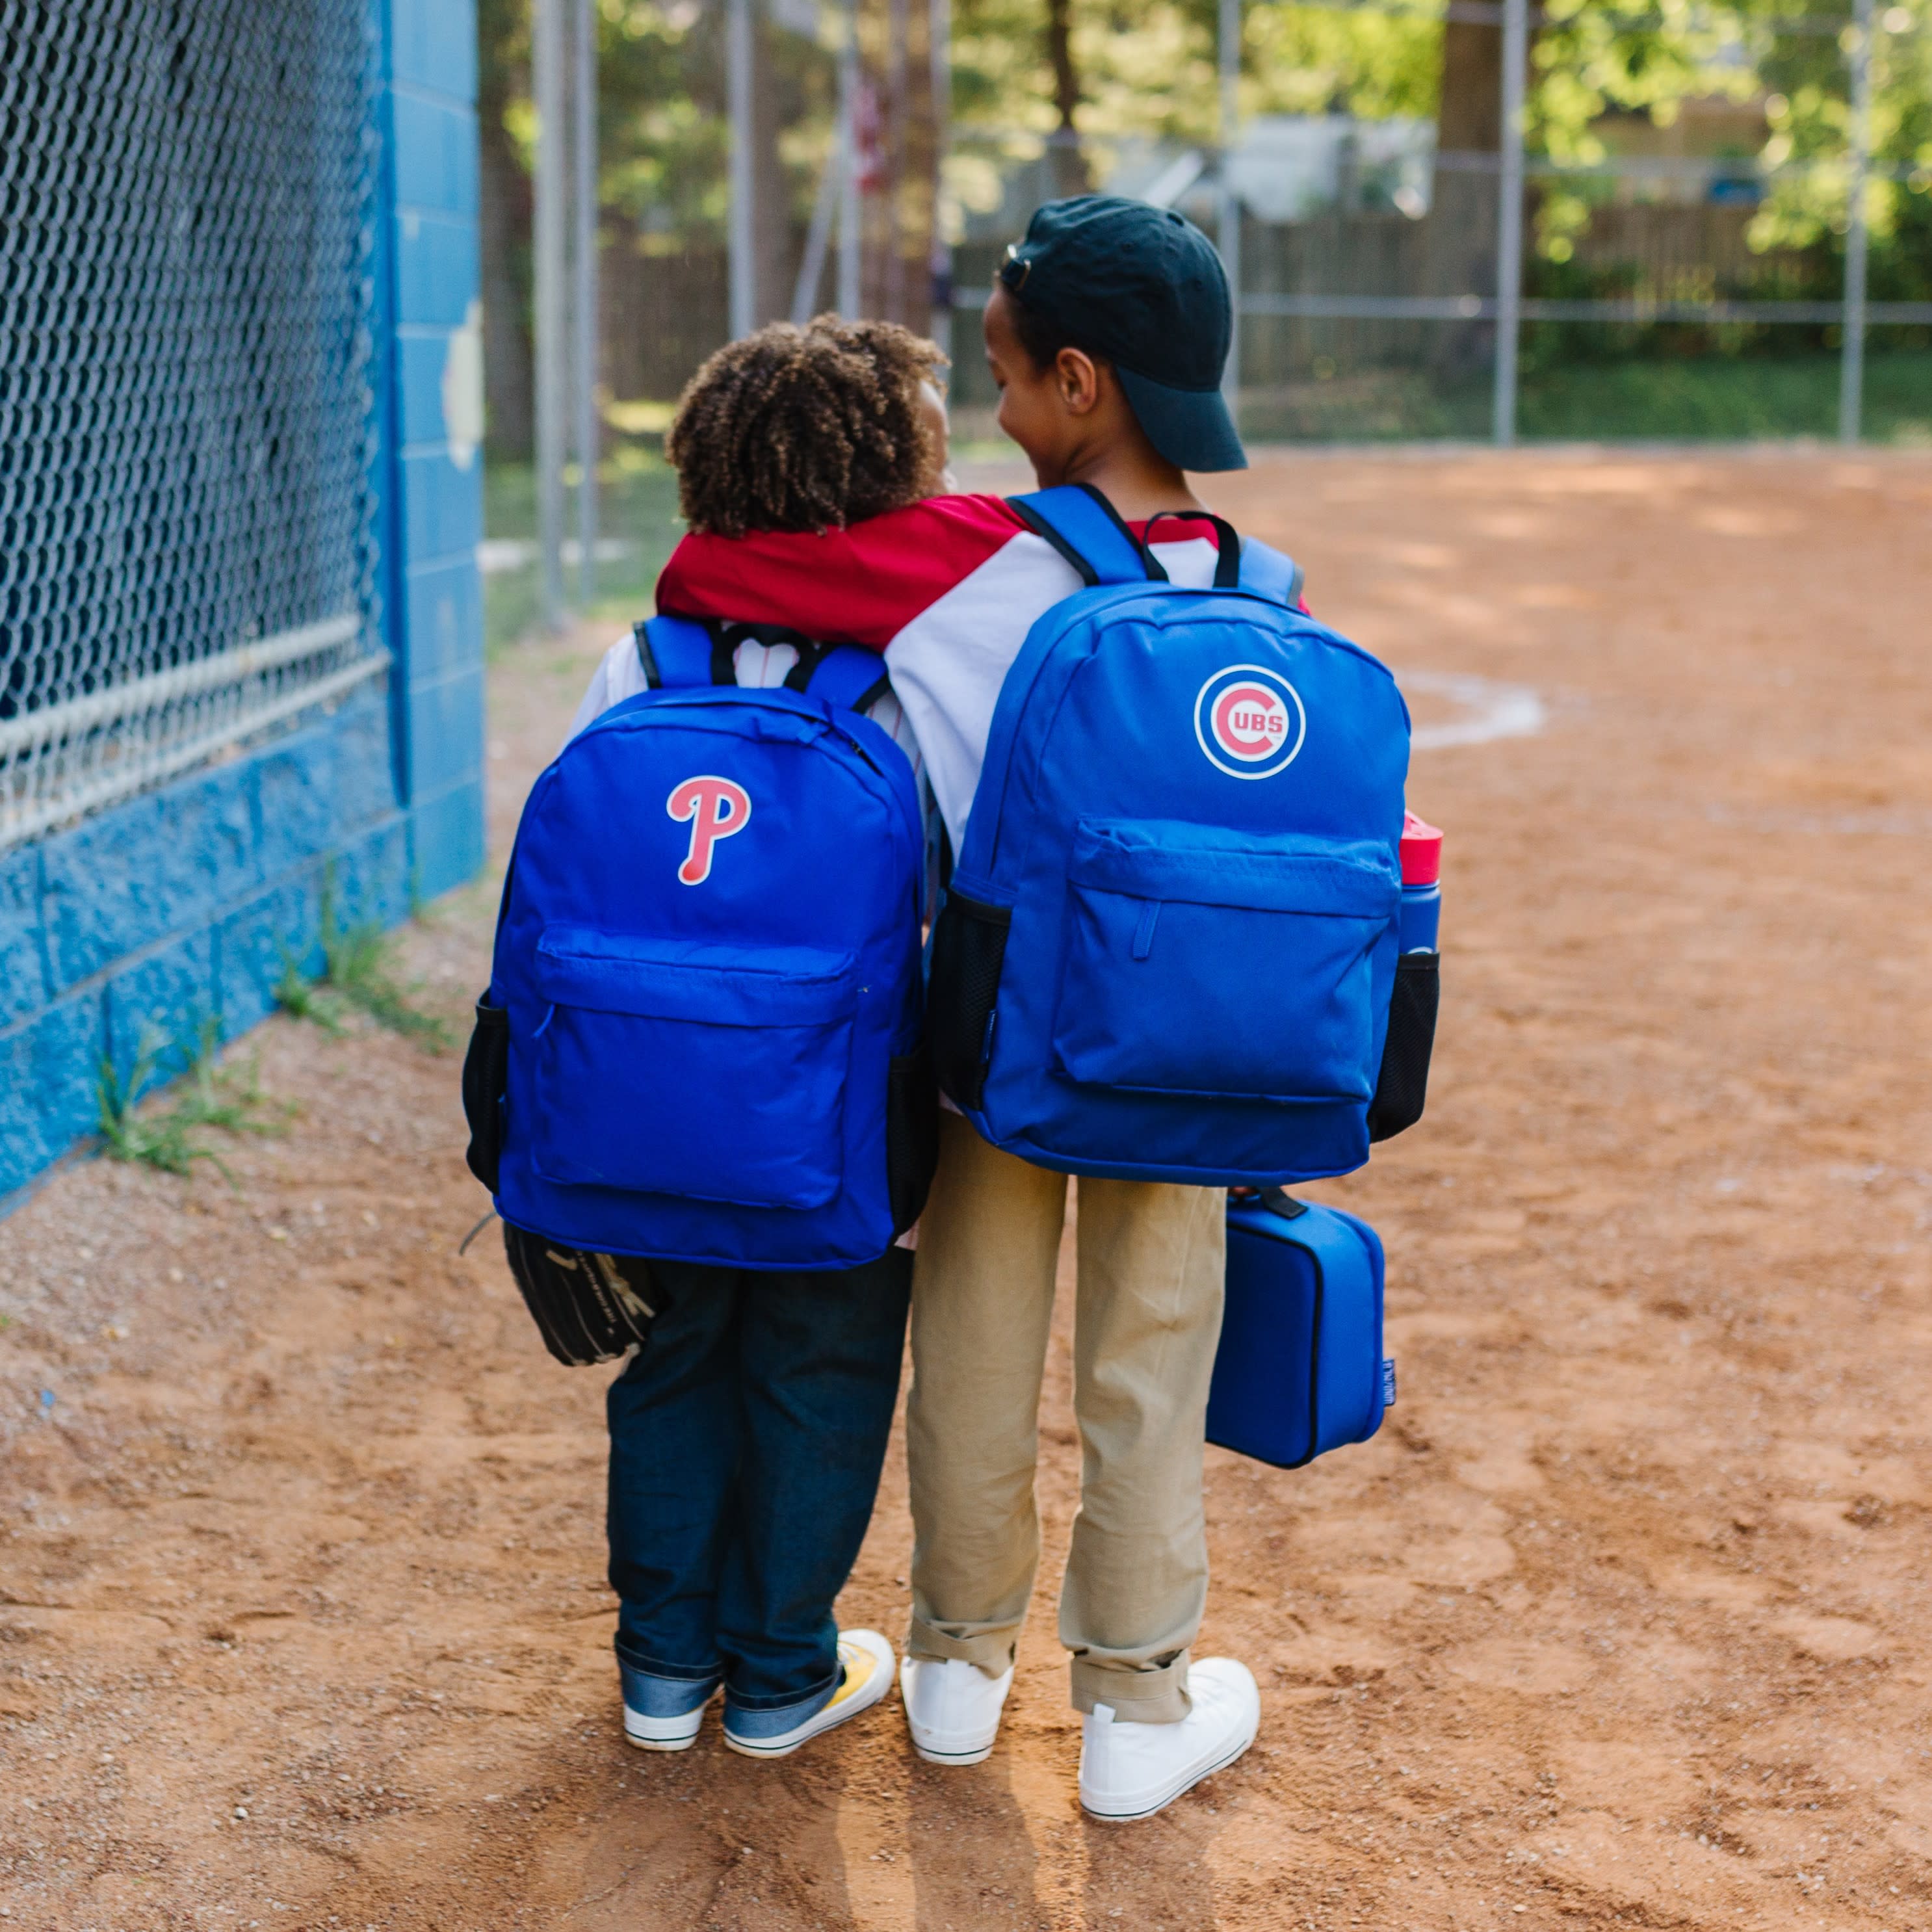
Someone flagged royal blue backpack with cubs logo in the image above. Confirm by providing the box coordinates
[927,484,1428,1184]
[462,617,935,1270]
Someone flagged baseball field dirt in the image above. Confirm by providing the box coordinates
[2,448,1929,1931]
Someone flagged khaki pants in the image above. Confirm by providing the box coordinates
[904,1113,1226,1722]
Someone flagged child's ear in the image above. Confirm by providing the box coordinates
[1054,346,1103,416]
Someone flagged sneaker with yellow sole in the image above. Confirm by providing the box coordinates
[722,1630,896,1759]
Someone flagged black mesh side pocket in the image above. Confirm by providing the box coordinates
[1368,950,1440,1143]
[502,1225,658,1368]
[927,891,1010,1111]
[886,1039,939,1234]
[462,992,510,1190]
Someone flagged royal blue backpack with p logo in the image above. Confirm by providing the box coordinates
[463,618,935,1270]
[927,485,1424,1184]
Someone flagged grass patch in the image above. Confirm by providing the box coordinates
[98,1025,293,1181]
[1233,348,1932,446]
[484,451,685,657]
[1517,348,1932,443]
[275,885,452,1052]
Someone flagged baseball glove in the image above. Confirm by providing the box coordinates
[502,1223,659,1366]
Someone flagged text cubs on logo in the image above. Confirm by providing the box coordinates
[667,775,751,884]
[1193,664,1306,779]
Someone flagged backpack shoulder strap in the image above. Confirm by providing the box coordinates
[1008,484,1160,586]
[1237,538,1306,608]
[636,613,718,688]
[798,643,892,714]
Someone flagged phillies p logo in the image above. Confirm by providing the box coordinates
[667,776,751,885]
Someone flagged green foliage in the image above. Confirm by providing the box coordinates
[482,452,684,654]
[276,878,452,1054]
[97,1023,291,1181]
[1749,2,1932,255]
[1516,345,1932,440]
[1523,2,1932,268]
[949,0,1439,142]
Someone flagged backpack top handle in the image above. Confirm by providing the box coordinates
[638,614,887,714]
[1142,508,1243,590]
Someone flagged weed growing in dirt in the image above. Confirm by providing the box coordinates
[97,1024,294,1181]
[276,880,452,1053]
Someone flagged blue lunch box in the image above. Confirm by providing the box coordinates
[1207,1188,1395,1468]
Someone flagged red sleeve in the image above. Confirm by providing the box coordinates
[655,494,1027,652]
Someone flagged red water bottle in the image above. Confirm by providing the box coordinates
[1399,812,1442,952]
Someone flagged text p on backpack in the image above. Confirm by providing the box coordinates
[926,484,1438,1185]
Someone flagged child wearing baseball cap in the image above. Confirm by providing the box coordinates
[656,198,1269,1821]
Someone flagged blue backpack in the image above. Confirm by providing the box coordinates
[463,616,935,1270]
[926,485,1413,1185]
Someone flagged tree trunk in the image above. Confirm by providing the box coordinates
[1045,0,1088,197]
[753,8,791,327]
[1423,14,1504,383]
[478,68,535,460]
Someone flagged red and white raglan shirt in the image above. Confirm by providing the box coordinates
[570,493,1279,857]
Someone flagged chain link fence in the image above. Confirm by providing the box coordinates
[1225,0,1932,443]
[941,2,1931,446]
[0,0,382,853]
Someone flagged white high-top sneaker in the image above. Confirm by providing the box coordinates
[899,1654,1015,1766]
[1077,1658,1260,1822]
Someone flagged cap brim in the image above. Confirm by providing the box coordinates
[1116,367,1248,473]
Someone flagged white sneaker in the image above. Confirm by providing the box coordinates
[623,1695,713,1752]
[722,1630,896,1760]
[900,1655,1015,1766]
[622,1677,719,1752]
[1077,1658,1260,1823]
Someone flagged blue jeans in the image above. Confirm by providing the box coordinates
[605,1246,911,1722]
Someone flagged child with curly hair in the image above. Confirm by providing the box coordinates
[546,313,949,1764]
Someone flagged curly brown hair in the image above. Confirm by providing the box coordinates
[665,315,947,539]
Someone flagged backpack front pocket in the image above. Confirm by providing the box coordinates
[1051,820,1399,1104]
[530,925,857,1208]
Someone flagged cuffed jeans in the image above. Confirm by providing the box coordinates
[905,1114,1226,1723]
[606,1247,911,1720]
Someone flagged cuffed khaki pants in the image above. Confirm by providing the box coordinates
[904,1113,1226,1723]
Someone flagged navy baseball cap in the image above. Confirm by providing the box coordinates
[999,195,1246,473]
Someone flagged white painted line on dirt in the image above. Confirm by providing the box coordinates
[1402,670,1548,750]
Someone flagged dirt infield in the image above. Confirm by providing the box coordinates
[3,449,1930,1931]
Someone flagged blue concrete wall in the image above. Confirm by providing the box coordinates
[0,690,411,1199]
[0,0,484,1205]
[380,0,487,902]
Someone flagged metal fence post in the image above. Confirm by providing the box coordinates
[1840,0,1875,445]
[727,0,756,339]
[1493,0,1528,448]
[834,1,857,317]
[837,0,862,319]
[1218,0,1242,405]
[573,0,599,607]
[534,0,567,627]
[931,0,952,358]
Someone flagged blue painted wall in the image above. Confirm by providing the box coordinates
[380,0,488,902]
[0,0,484,1205]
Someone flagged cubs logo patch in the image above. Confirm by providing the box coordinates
[667,775,751,884]
[1194,664,1305,779]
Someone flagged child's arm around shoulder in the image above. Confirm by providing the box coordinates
[654,493,1028,651]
